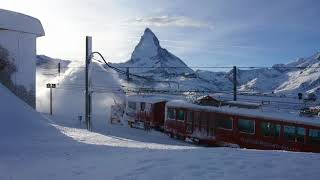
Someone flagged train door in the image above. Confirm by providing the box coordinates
[199,112,208,136]
[208,112,215,137]
[186,110,194,134]
[235,116,257,148]
[307,127,320,152]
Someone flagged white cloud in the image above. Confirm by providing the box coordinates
[126,15,214,29]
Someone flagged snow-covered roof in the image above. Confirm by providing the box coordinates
[127,95,168,104]
[167,100,320,127]
[0,9,45,36]
[224,101,261,107]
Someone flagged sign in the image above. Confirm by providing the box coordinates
[46,83,56,88]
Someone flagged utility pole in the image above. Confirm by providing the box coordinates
[126,67,130,81]
[58,62,61,76]
[46,83,56,115]
[233,66,237,101]
[85,36,92,131]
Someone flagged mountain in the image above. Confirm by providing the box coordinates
[112,28,320,96]
[114,28,193,78]
[233,52,320,96]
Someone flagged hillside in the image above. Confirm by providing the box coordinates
[235,52,320,96]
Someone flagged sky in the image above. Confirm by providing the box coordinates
[1,0,320,68]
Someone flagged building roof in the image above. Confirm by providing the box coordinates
[127,95,168,104]
[0,9,45,36]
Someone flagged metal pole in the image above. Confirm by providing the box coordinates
[233,66,237,101]
[58,62,61,76]
[89,93,92,130]
[126,67,130,81]
[85,36,92,130]
[50,87,53,115]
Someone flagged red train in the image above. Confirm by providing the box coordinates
[125,95,320,153]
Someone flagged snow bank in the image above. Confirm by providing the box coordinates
[36,59,125,124]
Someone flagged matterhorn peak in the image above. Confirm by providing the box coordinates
[119,28,193,76]
[131,28,161,60]
[142,28,159,45]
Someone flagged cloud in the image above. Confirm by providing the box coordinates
[125,15,214,30]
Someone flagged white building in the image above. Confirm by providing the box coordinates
[0,9,45,108]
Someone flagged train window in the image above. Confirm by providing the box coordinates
[167,108,176,120]
[284,126,305,143]
[309,129,320,145]
[187,111,194,122]
[238,119,255,134]
[217,118,233,130]
[177,110,185,121]
[261,122,280,137]
[284,126,295,141]
[296,127,306,142]
[128,101,136,110]
[140,102,146,111]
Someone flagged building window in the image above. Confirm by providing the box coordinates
[128,101,136,110]
[140,102,146,111]
[309,129,320,145]
[217,118,233,130]
[238,119,255,134]
[167,108,176,120]
[284,126,305,143]
[261,122,280,137]
[177,110,185,121]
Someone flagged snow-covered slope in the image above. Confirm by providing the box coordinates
[36,56,125,120]
[2,82,320,180]
[235,52,320,96]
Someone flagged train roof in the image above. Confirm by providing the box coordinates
[127,95,168,104]
[167,100,320,127]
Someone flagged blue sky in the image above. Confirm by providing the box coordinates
[2,0,320,68]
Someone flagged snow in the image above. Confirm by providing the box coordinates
[36,58,125,118]
[0,9,45,36]
[2,82,320,179]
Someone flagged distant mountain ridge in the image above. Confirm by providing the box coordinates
[37,28,320,97]
[111,28,320,96]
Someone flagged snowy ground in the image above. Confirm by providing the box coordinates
[1,83,320,180]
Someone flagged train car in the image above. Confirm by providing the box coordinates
[164,100,320,153]
[125,95,167,130]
